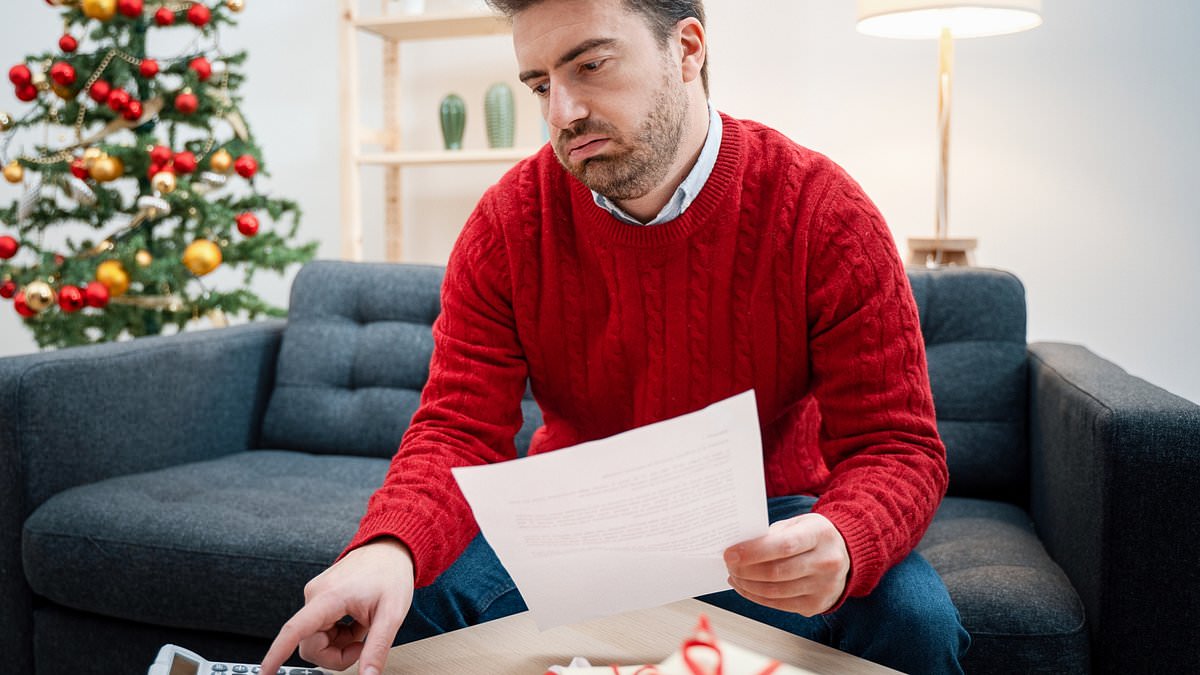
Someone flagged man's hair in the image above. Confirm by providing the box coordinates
[486,0,709,94]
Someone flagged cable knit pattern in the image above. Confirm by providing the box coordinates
[344,114,947,601]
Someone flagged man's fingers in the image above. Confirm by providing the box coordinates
[725,516,819,568]
[357,604,407,675]
[261,596,353,674]
[728,573,813,600]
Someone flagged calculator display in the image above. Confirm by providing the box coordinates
[168,653,200,675]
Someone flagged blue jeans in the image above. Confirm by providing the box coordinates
[397,495,969,674]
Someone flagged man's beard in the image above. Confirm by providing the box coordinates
[551,75,688,201]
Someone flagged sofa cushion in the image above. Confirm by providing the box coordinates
[260,260,542,460]
[920,497,1089,673]
[908,268,1029,501]
[21,450,385,639]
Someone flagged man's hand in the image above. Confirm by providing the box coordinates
[723,513,850,617]
[260,538,416,675]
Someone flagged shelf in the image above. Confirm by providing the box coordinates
[355,11,511,41]
[358,147,540,166]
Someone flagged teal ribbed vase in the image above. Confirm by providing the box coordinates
[484,82,515,149]
[439,93,466,150]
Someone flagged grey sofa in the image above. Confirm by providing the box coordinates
[2,260,1197,674]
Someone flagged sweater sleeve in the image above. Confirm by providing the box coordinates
[803,177,949,602]
[340,192,530,587]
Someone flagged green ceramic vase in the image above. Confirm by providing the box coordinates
[484,82,515,149]
[439,93,466,150]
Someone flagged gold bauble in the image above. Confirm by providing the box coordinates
[95,259,130,297]
[226,0,245,11]
[3,161,24,184]
[53,84,74,100]
[24,280,56,312]
[151,171,177,195]
[209,149,233,174]
[182,239,222,276]
[81,0,117,21]
[135,249,153,267]
[89,155,124,182]
[82,147,103,166]
[0,112,12,132]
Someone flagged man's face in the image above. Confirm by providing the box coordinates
[515,0,688,201]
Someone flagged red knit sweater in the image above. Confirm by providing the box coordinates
[344,114,948,602]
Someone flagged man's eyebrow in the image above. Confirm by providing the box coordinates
[518,38,618,84]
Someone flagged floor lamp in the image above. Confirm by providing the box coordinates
[855,0,1042,267]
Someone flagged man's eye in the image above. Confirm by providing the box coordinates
[531,82,550,97]
[581,60,605,73]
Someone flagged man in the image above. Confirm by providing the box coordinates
[262,1,969,673]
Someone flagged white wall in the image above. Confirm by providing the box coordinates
[1,1,1196,406]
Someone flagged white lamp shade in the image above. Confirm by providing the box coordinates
[856,0,1042,39]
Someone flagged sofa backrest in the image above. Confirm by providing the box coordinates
[264,261,1029,501]
[908,267,1029,501]
[260,260,541,459]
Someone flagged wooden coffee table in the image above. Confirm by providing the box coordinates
[332,598,900,674]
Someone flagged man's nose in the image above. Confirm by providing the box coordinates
[545,82,587,131]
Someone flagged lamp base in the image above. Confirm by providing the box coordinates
[907,236,977,268]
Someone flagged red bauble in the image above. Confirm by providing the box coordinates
[173,151,197,174]
[15,83,38,102]
[122,99,143,121]
[188,57,212,81]
[59,34,79,53]
[50,62,76,86]
[154,7,175,25]
[89,80,111,103]
[58,285,85,313]
[187,3,211,27]
[235,213,260,237]
[13,292,35,318]
[8,64,31,87]
[0,280,15,299]
[139,58,159,78]
[234,154,258,179]
[0,235,18,259]
[84,281,110,308]
[70,158,89,179]
[174,91,199,115]
[107,88,131,112]
[117,0,144,18]
[150,145,173,164]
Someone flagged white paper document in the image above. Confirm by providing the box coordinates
[451,390,769,629]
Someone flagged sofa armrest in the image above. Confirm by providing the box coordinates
[0,320,284,672]
[1028,341,1200,673]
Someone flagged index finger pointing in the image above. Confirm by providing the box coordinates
[261,596,349,674]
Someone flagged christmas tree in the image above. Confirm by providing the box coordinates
[0,0,316,349]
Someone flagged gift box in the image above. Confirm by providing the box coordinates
[545,615,817,675]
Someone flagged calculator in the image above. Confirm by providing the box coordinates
[148,644,327,675]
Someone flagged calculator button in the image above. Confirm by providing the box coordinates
[211,666,228,673]
[232,667,249,674]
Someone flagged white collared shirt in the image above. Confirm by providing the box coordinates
[591,102,723,226]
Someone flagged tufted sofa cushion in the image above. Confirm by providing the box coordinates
[260,261,540,459]
[908,268,1029,501]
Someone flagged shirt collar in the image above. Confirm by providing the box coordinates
[591,102,723,227]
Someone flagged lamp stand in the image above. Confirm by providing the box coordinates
[908,27,977,267]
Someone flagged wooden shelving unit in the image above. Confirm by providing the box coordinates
[340,2,540,261]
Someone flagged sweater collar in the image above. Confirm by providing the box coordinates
[590,101,724,227]
[570,112,745,248]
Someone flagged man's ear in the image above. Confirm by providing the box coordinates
[677,17,706,84]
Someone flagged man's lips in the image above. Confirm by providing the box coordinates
[567,136,610,162]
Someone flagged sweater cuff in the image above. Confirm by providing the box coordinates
[811,501,886,607]
[340,506,477,588]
